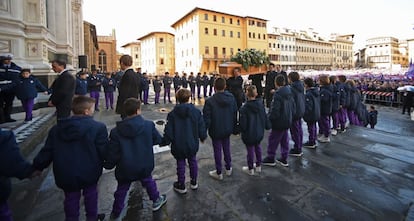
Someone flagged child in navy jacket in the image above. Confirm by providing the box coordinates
[0,129,34,221]
[162,88,207,193]
[152,75,162,104]
[15,69,49,122]
[203,77,238,180]
[102,72,116,110]
[32,96,108,221]
[288,72,305,157]
[303,78,321,148]
[318,75,333,143]
[239,85,270,175]
[263,75,296,167]
[105,98,166,218]
[75,71,88,96]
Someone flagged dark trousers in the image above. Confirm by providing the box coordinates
[0,201,12,221]
[246,144,262,170]
[90,91,100,110]
[111,177,159,217]
[197,86,201,98]
[154,92,160,104]
[190,87,196,101]
[0,92,14,121]
[209,86,214,96]
[63,184,98,221]
[289,119,303,151]
[203,85,208,97]
[212,137,231,175]
[104,92,114,109]
[267,129,289,160]
[306,122,317,144]
[331,111,340,129]
[164,88,171,103]
[143,89,149,104]
[176,155,198,184]
[318,115,330,137]
[339,108,347,130]
[21,98,35,121]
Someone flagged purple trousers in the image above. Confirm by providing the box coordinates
[246,144,262,170]
[331,111,340,129]
[318,115,330,137]
[90,91,100,110]
[176,155,198,184]
[63,184,98,221]
[111,177,159,217]
[212,137,231,175]
[143,89,149,104]
[267,129,289,160]
[164,88,171,103]
[307,122,317,144]
[21,99,35,121]
[154,92,160,103]
[339,108,347,130]
[104,92,114,109]
[0,201,12,221]
[289,119,303,150]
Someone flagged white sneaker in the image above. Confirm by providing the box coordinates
[317,134,324,140]
[331,129,338,136]
[225,167,232,176]
[318,136,330,143]
[242,166,254,175]
[209,170,223,180]
[255,166,262,173]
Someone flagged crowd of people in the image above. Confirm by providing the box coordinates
[1,54,412,220]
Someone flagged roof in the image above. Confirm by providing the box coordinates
[121,42,140,48]
[171,7,267,28]
[137,32,174,41]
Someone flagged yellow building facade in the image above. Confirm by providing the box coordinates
[171,7,267,74]
[330,34,354,69]
[96,29,117,72]
[121,42,141,69]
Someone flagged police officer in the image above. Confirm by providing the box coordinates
[0,53,21,123]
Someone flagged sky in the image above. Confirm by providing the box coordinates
[83,0,414,52]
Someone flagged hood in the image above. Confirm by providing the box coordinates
[174,103,193,118]
[57,116,94,141]
[214,91,235,107]
[244,99,261,113]
[277,86,292,98]
[291,81,304,94]
[308,87,319,97]
[116,115,145,138]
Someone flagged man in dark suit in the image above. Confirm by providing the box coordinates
[48,59,75,119]
[115,55,140,119]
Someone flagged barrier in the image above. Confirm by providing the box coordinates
[363,90,394,106]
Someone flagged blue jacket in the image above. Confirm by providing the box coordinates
[290,81,305,120]
[163,76,172,89]
[268,86,296,130]
[203,91,238,139]
[75,77,88,95]
[105,115,162,183]
[303,87,321,123]
[141,77,150,91]
[15,75,48,100]
[0,129,33,202]
[152,78,162,92]
[239,99,270,145]
[336,81,347,107]
[343,83,351,108]
[33,116,108,192]
[87,74,102,92]
[173,76,182,89]
[188,76,196,89]
[163,103,207,159]
[319,85,333,116]
[102,77,116,93]
[181,76,188,88]
[330,83,340,113]
[348,86,361,111]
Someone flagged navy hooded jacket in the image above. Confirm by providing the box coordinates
[15,75,48,100]
[32,116,108,192]
[330,83,340,113]
[303,87,321,123]
[268,86,296,130]
[163,103,207,160]
[203,91,238,139]
[239,99,271,146]
[290,81,305,120]
[0,129,33,202]
[102,76,116,93]
[105,115,162,183]
[319,85,333,116]
[75,76,88,95]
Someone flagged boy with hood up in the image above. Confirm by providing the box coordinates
[32,96,108,221]
[203,77,238,180]
[105,98,166,219]
[162,88,207,193]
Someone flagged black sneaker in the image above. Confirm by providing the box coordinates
[276,158,289,167]
[97,213,106,220]
[173,181,187,194]
[303,141,317,149]
[109,212,119,220]
[289,148,303,157]
[152,194,167,211]
[262,156,276,166]
[190,179,198,190]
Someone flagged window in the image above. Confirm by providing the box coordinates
[222,47,226,57]
[213,15,217,22]
[214,47,218,58]
[213,29,217,36]
[98,50,107,72]
[222,30,225,37]
[237,19,240,25]
[205,46,209,54]
[205,27,208,34]
[230,18,233,24]
[160,58,164,65]
[222,16,225,23]
[237,32,240,38]
[230,48,234,56]
[160,38,164,43]
[249,32,251,38]
[204,14,208,20]
[230,31,233,38]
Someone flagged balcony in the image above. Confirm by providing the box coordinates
[202,54,230,61]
